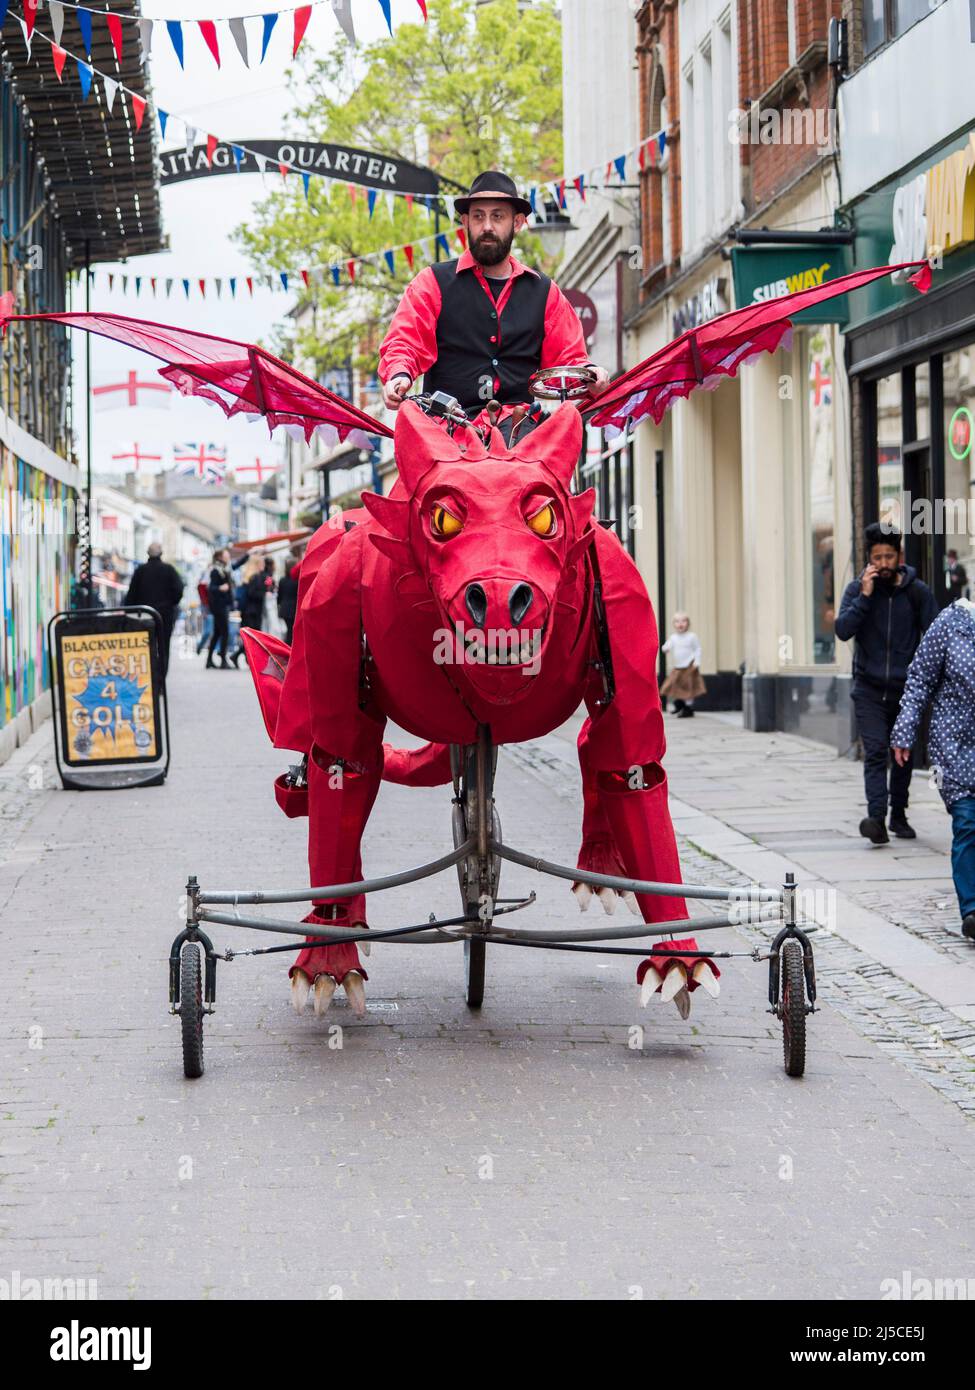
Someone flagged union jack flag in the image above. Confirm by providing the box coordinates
[173,442,227,484]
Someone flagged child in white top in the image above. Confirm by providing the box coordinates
[660,612,707,717]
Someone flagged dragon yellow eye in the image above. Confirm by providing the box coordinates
[527,503,556,537]
[432,505,463,537]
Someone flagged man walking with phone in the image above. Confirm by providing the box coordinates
[835,523,938,844]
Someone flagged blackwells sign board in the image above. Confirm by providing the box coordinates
[159,140,441,197]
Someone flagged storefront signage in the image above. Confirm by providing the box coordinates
[889,131,975,266]
[672,276,727,335]
[949,405,973,461]
[730,247,853,324]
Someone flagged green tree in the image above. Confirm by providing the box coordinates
[234,0,563,377]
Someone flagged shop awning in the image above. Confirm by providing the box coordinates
[2,4,164,265]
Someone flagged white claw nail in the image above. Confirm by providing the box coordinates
[692,960,720,998]
[291,972,310,1014]
[623,891,640,917]
[660,962,687,1003]
[572,882,592,912]
[596,885,617,916]
[344,970,367,1018]
[313,973,337,1016]
[640,967,663,1007]
[360,938,371,957]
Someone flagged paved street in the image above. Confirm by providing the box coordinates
[2,654,975,1300]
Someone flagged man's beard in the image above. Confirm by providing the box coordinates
[471,227,514,267]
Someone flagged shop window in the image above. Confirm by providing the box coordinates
[876,371,903,529]
[806,332,836,663]
[941,346,975,598]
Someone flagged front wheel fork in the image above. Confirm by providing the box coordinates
[767,924,817,1013]
[168,926,218,1014]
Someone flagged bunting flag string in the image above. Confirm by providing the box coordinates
[2,0,429,70]
[12,4,666,218]
[77,226,470,302]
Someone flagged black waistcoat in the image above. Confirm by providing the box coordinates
[423,259,551,411]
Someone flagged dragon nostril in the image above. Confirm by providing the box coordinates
[509,582,534,625]
[465,583,488,627]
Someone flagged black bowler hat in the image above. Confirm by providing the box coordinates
[455,170,533,217]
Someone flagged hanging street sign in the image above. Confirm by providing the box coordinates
[159,140,442,197]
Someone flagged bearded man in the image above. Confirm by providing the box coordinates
[379,170,608,414]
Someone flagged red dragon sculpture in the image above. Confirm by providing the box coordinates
[0,258,931,1021]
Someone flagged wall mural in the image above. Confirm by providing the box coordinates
[0,445,74,728]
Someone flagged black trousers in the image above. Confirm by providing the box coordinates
[208,608,229,661]
[851,682,913,819]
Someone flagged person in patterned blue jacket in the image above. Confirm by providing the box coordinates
[891,599,975,940]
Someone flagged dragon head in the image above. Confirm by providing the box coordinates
[361,402,596,703]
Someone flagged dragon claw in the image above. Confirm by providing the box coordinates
[572,881,593,912]
[344,970,367,1018]
[692,959,720,998]
[640,966,663,1006]
[660,962,687,1003]
[313,973,338,1016]
[291,971,310,1014]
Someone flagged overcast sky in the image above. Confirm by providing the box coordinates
[76,0,400,482]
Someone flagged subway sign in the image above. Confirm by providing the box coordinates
[730,246,853,324]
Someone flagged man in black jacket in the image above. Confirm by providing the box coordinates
[125,542,184,679]
[835,523,938,844]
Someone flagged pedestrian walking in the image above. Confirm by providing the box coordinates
[891,597,975,940]
[660,612,706,718]
[835,523,938,844]
[206,547,235,670]
[946,549,969,604]
[276,551,301,644]
[124,541,184,678]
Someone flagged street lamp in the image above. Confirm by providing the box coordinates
[532,201,577,256]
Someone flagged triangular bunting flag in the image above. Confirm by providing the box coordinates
[231,144,244,171]
[77,61,93,101]
[199,20,221,67]
[614,154,627,181]
[182,279,190,298]
[246,276,254,296]
[229,278,237,298]
[348,183,358,206]
[185,125,197,157]
[658,130,667,157]
[18,17,32,60]
[330,0,355,43]
[456,228,467,250]
[107,274,114,291]
[158,110,168,139]
[383,250,395,274]
[49,1,64,46]
[199,279,207,298]
[278,162,289,180]
[405,193,414,215]
[229,16,249,66]
[165,278,174,297]
[51,45,67,81]
[347,260,357,282]
[214,279,223,298]
[103,76,119,113]
[106,13,123,63]
[294,5,312,56]
[378,0,393,34]
[78,9,92,57]
[167,20,184,68]
[529,186,538,215]
[436,234,449,257]
[260,13,278,62]
[137,17,153,62]
[574,174,586,201]
[280,272,289,290]
[150,277,157,296]
[206,134,218,167]
[330,266,340,286]
[134,277,142,296]
[132,94,146,131]
[404,244,414,270]
[367,189,377,218]
[302,173,311,201]
[416,0,428,17]
[300,269,310,287]
[254,153,268,175]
